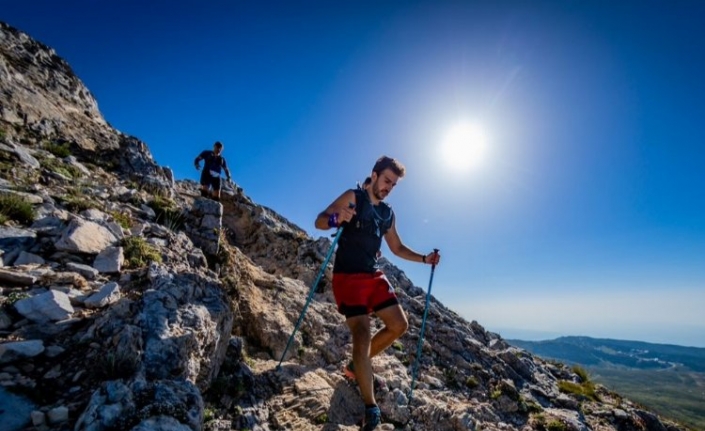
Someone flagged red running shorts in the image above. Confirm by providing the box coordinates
[332,271,399,318]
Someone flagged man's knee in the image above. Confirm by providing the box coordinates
[389,315,409,337]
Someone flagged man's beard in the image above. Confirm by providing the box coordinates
[372,182,387,200]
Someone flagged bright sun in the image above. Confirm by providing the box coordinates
[440,122,487,171]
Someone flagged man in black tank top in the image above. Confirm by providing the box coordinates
[194,141,232,201]
[315,156,441,430]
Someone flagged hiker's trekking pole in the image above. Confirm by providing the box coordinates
[276,204,354,370]
[409,248,440,401]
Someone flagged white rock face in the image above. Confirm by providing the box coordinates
[54,218,118,254]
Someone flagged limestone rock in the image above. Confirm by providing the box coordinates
[54,217,118,254]
[0,340,44,364]
[14,290,74,322]
[93,246,124,273]
[0,268,37,285]
[84,281,120,309]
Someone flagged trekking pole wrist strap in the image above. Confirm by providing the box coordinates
[327,213,339,228]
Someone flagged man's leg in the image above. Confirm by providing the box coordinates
[369,304,408,359]
[211,178,222,201]
[199,171,211,197]
[346,315,376,406]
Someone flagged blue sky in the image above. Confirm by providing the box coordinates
[3,1,704,347]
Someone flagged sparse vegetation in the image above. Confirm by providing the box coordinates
[244,354,256,368]
[532,414,568,431]
[392,341,404,351]
[110,210,132,229]
[315,413,328,424]
[148,195,185,231]
[122,236,162,268]
[93,352,139,381]
[465,376,479,389]
[558,380,598,401]
[59,192,100,212]
[490,380,519,401]
[546,420,568,431]
[40,156,83,179]
[203,407,216,423]
[519,396,543,414]
[0,192,36,225]
[43,141,71,158]
[573,365,590,383]
[5,291,30,306]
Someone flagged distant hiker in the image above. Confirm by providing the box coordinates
[194,141,232,201]
[315,156,440,430]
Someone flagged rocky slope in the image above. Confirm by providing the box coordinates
[0,21,688,431]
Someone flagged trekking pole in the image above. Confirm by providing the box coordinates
[409,248,439,401]
[276,204,354,370]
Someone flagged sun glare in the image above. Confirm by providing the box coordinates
[441,122,487,172]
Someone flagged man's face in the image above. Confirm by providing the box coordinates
[371,168,399,201]
[213,145,223,155]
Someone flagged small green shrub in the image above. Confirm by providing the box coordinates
[203,407,216,423]
[148,195,176,213]
[44,142,71,158]
[532,413,567,431]
[558,380,598,401]
[519,396,543,413]
[0,213,7,224]
[547,420,568,431]
[0,193,35,225]
[465,376,479,389]
[315,413,328,424]
[122,236,162,268]
[110,211,132,229]
[148,196,185,231]
[392,341,404,351]
[572,365,590,383]
[60,195,98,212]
[156,209,185,232]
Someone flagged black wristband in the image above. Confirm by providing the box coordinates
[422,254,426,264]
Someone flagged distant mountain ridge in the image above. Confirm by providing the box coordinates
[508,335,705,372]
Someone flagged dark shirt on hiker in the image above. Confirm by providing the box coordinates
[195,150,230,178]
[333,187,394,274]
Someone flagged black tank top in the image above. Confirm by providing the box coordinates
[333,187,394,274]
